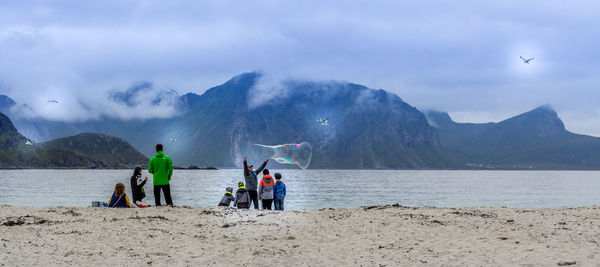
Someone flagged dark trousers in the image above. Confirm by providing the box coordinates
[154,184,173,206]
[248,190,259,209]
[274,196,284,211]
[262,199,273,210]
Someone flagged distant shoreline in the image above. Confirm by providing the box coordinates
[2,167,600,171]
[0,166,219,170]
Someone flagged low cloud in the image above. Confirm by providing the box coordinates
[0,1,599,134]
[247,73,292,109]
[8,81,180,122]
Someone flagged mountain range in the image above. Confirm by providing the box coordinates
[427,106,600,169]
[0,113,147,168]
[0,72,461,169]
[1,72,600,169]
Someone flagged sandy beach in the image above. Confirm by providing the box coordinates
[1,204,599,266]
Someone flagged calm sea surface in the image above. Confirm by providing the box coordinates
[0,169,599,210]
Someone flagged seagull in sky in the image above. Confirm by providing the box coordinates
[520,56,535,64]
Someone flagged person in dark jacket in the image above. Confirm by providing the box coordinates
[258,169,275,210]
[243,156,269,209]
[130,167,148,206]
[234,182,251,209]
[218,187,235,207]
[108,183,131,208]
[273,173,286,211]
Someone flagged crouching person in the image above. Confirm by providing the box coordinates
[218,187,235,207]
[234,182,251,209]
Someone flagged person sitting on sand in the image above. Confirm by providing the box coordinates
[218,187,235,207]
[258,169,275,210]
[108,183,131,208]
[130,167,149,206]
[273,173,286,211]
[234,182,250,209]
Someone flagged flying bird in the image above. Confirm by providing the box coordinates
[316,118,329,126]
[47,100,59,103]
[520,56,535,64]
[169,138,176,142]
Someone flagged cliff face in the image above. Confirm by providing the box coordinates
[0,113,33,168]
[155,72,460,168]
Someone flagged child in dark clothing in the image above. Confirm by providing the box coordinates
[234,182,251,209]
[273,173,286,210]
[218,187,235,207]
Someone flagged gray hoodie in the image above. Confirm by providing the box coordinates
[243,160,267,191]
[258,176,275,200]
[218,193,235,207]
[234,188,250,208]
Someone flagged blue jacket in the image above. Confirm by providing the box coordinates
[273,181,286,198]
[108,192,131,208]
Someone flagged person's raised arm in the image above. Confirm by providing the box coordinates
[243,156,248,175]
[256,158,269,174]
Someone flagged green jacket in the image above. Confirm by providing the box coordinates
[148,151,173,185]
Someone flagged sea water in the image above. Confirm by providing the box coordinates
[0,169,599,210]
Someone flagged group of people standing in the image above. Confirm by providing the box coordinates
[106,144,287,210]
[219,156,287,210]
[107,144,173,208]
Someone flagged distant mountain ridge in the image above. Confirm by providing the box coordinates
[167,72,461,168]
[427,106,600,169]
[0,113,147,168]
[0,72,462,169]
[5,72,600,169]
[41,133,148,167]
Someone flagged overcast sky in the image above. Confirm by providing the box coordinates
[1,1,599,135]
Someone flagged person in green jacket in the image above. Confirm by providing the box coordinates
[148,144,174,206]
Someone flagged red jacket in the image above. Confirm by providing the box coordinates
[258,174,275,200]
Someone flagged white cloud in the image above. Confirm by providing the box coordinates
[0,1,599,135]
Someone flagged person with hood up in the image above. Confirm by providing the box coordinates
[234,182,251,209]
[148,143,174,206]
[243,156,269,209]
[218,187,235,207]
[258,169,275,210]
[130,167,149,206]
